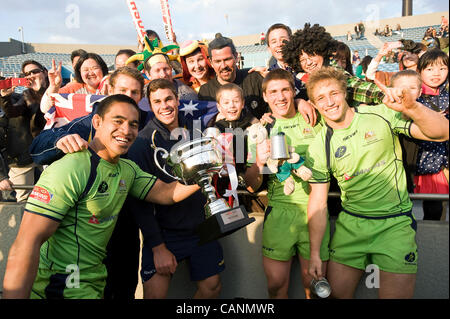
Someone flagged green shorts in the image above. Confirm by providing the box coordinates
[262,202,330,261]
[330,210,418,274]
[30,264,107,299]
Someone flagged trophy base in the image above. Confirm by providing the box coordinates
[195,205,255,245]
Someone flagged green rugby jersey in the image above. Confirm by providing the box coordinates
[306,104,413,216]
[248,112,324,205]
[25,149,156,272]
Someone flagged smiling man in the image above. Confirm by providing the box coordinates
[126,79,225,299]
[198,36,268,119]
[305,67,449,299]
[2,94,200,299]
[244,69,328,299]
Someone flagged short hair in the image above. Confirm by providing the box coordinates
[282,23,338,73]
[145,29,161,41]
[216,83,244,102]
[74,53,109,84]
[115,49,138,68]
[70,49,87,63]
[109,66,145,92]
[96,94,140,119]
[146,78,178,104]
[417,48,449,72]
[266,23,292,44]
[390,69,422,87]
[143,53,171,73]
[208,36,237,58]
[306,67,347,103]
[262,68,295,93]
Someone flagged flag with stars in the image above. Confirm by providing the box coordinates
[43,94,218,130]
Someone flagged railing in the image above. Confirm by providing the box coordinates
[6,185,449,202]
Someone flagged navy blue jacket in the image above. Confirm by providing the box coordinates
[126,116,206,249]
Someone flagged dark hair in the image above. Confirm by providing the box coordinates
[208,37,237,58]
[21,60,49,88]
[70,49,88,63]
[115,49,138,68]
[262,68,295,93]
[21,60,46,74]
[360,55,373,74]
[282,23,338,73]
[266,23,292,43]
[146,78,178,105]
[145,29,161,41]
[333,42,353,75]
[417,48,449,72]
[74,53,109,84]
[96,94,139,119]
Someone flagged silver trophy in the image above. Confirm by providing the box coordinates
[153,133,255,245]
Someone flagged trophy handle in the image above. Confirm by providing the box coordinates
[153,146,181,182]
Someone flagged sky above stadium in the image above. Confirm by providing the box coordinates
[0,0,448,45]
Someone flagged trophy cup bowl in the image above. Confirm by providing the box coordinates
[154,136,255,245]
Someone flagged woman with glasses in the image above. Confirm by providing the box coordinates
[41,53,109,113]
[0,60,48,202]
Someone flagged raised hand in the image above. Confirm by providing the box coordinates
[48,59,63,90]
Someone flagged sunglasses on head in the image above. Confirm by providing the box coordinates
[21,69,43,77]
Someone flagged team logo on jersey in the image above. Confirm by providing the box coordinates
[302,127,314,138]
[98,181,108,193]
[30,186,53,204]
[335,146,347,158]
[364,131,377,143]
[89,214,100,224]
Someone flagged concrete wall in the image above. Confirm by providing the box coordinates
[1,203,448,299]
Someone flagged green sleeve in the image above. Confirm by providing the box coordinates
[126,160,158,200]
[305,132,330,183]
[25,153,88,221]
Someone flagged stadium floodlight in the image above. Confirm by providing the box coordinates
[18,26,25,54]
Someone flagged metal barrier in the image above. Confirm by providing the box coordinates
[5,185,450,201]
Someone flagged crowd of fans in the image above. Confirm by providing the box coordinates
[0,16,448,300]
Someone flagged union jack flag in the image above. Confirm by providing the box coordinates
[44,93,218,130]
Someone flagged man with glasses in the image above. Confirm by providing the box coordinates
[0,60,48,202]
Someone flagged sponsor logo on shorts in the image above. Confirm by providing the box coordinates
[262,246,274,252]
[404,252,417,265]
[30,186,53,204]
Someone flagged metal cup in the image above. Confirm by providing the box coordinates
[270,132,289,160]
[310,278,331,298]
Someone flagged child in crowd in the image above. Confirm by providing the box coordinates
[207,83,261,211]
[415,49,449,220]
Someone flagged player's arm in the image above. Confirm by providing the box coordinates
[2,212,60,298]
[144,179,200,205]
[307,182,330,280]
[384,88,449,141]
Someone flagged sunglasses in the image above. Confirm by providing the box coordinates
[21,69,43,77]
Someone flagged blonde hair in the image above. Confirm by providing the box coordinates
[215,83,244,103]
[306,67,347,103]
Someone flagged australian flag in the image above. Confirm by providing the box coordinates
[43,93,218,130]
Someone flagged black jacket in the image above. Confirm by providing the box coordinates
[0,89,45,180]
[126,116,206,249]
